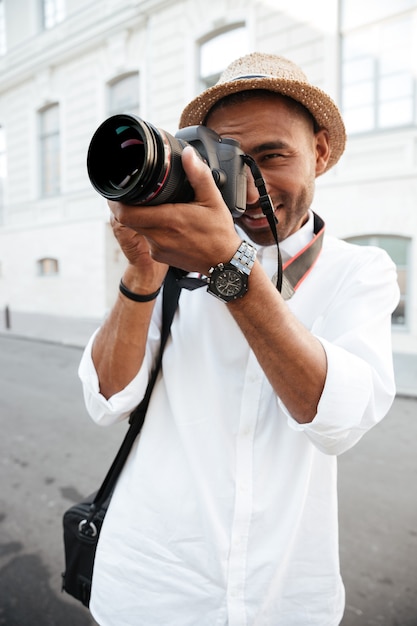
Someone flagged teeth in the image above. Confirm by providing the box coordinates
[249,213,265,220]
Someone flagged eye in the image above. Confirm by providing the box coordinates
[261,152,286,163]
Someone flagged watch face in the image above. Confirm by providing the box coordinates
[214,269,244,298]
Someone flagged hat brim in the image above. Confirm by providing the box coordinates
[179,76,346,172]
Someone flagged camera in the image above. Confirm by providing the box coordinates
[86,114,247,217]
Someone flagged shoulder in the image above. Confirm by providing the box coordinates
[318,235,399,309]
[322,235,396,271]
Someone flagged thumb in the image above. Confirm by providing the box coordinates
[181,145,225,207]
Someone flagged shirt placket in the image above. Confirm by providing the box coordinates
[227,351,263,626]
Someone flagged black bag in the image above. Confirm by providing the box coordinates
[62,270,181,607]
[61,492,105,606]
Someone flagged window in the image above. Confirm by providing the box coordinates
[345,235,410,327]
[108,73,140,116]
[0,0,6,55]
[42,0,65,30]
[37,257,59,276]
[39,104,60,196]
[0,125,6,225]
[199,25,249,90]
[341,0,416,29]
[341,1,417,134]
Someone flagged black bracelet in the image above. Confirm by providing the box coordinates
[119,279,161,302]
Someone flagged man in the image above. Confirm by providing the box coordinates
[79,52,399,625]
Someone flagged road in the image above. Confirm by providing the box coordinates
[0,335,416,625]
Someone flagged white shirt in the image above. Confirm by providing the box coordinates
[79,213,399,626]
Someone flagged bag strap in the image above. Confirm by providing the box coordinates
[88,267,181,517]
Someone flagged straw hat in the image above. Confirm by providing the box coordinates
[179,52,346,171]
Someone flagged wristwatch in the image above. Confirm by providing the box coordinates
[207,240,257,302]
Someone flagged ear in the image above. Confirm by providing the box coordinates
[314,129,331,176]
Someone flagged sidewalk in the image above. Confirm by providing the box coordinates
[0,310,101,349]
[392,351,417,398]
[0,309,416,397]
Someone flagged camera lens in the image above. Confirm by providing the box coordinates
[87,114,193,205]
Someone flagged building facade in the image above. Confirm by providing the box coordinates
[0,0,416,356]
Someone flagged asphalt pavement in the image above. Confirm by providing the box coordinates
[0,333,416,625]
[1,308,416,398]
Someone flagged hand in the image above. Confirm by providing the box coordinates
[110,214,168,292]
[109,146,242,275]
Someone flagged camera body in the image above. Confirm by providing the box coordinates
[86,114,247,218]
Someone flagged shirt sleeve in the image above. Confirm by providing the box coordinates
[283,246,399,456]
[78,298,163,427]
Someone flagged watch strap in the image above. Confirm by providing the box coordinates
[207,240,257,302]
[230,240,257,275]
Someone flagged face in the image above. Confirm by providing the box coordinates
[205,93,330,245]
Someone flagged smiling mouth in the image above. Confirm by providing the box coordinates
[243,205,282,221]
[238,211,273,232]
[236,203,285,236]
[246,212,266,220]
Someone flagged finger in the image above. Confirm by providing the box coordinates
[110,213,129,237]
[181,146,224,207]
[109,213,119,228]
[108,200,145,234]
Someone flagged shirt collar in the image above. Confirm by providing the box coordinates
[279,210,315,262]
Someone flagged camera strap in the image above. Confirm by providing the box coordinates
[241,154,283,291]
[241,154,325,300]
[277,212,325,300]
[174,154,325,299]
